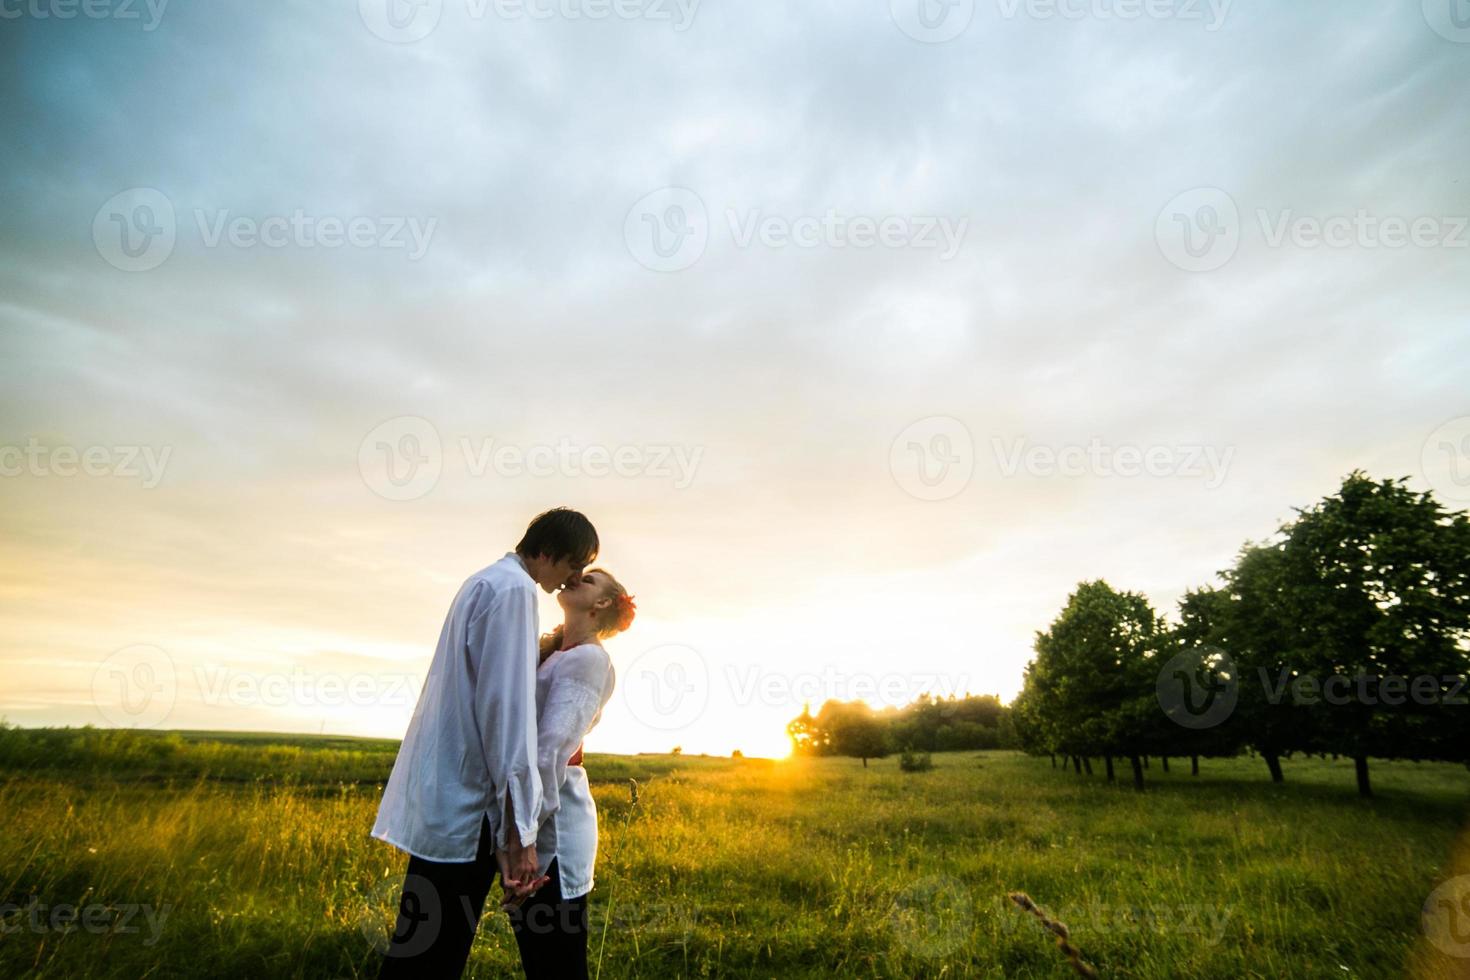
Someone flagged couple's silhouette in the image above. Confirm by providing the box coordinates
[372,508,634,979]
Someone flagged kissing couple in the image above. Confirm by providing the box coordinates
[371,507,636,979]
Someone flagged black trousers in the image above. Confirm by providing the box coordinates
[378,816,589,980]
[507,858,589,980]
[378,816,500,979]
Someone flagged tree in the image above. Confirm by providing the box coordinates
[1179,473,1470,796]
[790,695,1013,758]
[1007,683,1052,761]
[1025,580,1163,789]
[1274,473,1470,796]
[786,704,825,755]
[818,701,890,767]
[1165,585,1248,774]
[1201,544,1318,784]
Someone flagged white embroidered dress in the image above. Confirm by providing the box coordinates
[531,642,616,899]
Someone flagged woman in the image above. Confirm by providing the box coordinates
[502,567,634,979]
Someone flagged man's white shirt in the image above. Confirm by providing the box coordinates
[372,553,544,861]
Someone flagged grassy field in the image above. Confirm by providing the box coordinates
[2,728,1469,979]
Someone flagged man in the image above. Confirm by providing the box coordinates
[373,507,600,978]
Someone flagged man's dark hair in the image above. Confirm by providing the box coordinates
[516,507,599,566]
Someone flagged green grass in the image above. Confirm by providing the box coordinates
[2,729,1469,978]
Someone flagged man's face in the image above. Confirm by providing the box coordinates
[531,553,587,594]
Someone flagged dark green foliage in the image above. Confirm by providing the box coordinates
[1012,473,1470,796]
[787,694,1012,761]
[897,748,933,772]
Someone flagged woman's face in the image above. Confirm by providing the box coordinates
[557,570,610,616]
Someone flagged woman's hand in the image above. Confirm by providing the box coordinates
[497,841,549,908]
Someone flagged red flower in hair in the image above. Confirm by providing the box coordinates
[613,592,637,632]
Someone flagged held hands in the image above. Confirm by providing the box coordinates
[496,837,550,910]
[498,796,548,907]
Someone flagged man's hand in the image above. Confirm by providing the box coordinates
[500,837,549,905]
[501,794,548,905]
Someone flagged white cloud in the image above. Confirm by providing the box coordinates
[0,0,1466,752]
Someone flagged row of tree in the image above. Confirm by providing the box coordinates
[786,693,1014,766]
[1011,472,1470,796]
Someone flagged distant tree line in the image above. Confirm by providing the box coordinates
[786,693,1014,767]
[1011,473,1470,797]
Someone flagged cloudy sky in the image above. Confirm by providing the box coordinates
[1,0,1467,757]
